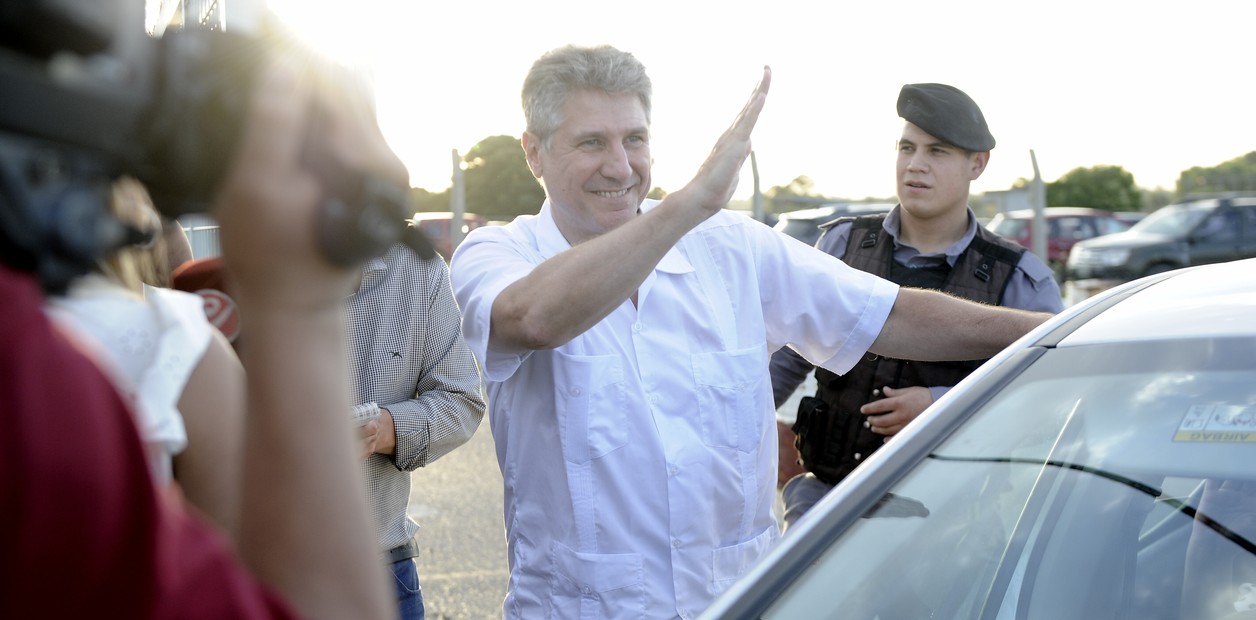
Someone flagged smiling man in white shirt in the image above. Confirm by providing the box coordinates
[450,44,1052,619]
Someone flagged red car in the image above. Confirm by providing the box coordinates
[987,207,1130,279]
[410,212,488,261]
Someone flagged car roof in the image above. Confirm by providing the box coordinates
[776,203,895,221]
[1055,257,1256,347]
[775,206,836,221]
[995,206,1113,219]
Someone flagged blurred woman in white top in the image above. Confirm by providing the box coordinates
[45,177,246,541]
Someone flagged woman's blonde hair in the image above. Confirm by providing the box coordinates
[100,176,169,293]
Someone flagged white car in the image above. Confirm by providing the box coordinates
[704,257,1256,620]
[772,203,896,247]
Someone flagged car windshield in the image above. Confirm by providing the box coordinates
[1131,201,1215,236]
[765,337,1256,620]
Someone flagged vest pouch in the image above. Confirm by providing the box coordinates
[792,396,858,485]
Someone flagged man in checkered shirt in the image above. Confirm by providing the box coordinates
[348,241,486,620]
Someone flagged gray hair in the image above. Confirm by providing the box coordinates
[521,45,653,149]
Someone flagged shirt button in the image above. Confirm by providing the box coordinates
[569,386,582,397]
[633,322,643,332]
[649,394,659,405]
[668,466,679,477]
[863,420,871,429]
[854,452,863,461]
[582,586,592,595]
[672,539,681,548]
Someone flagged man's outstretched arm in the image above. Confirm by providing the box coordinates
[870,287,1052,362]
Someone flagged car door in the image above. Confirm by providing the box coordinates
[1237,202,1256,260]
[1187,205,1243,266]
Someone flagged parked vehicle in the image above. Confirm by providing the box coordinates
[986,206,1130,280]
[410,211,487,261]
[1066,195,1256,300]
[703,257,1256,620]
[1112,210,1150,226]
[772,203,896,247]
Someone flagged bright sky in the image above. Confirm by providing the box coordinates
[266,0,1254,201]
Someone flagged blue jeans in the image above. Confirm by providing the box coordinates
[391,558,424,620]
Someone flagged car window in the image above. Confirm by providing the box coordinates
[1240,205,1256,239]
[990,217,1028,239]
[1134,202,1215,236]
[764,337,1256,620]
[1097,216,1129,235]
[1054,216,1088,240]
[1080,216,1100,238]
[1196,209,1241,242]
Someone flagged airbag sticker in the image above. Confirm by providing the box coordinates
[1175,404,1256,442]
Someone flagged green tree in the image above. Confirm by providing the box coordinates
[1140,187,1175,212]
[410,187,449,213]
[462,135,546,219]
[765,175,822,213]
[1046,165,1142,212]
[1177,151,1256,196]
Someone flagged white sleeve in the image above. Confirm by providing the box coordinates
[449,225,538,383]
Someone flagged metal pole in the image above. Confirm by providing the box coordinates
[750,151,764,223]
[1029,149,1048,263]
[451,149,466,251]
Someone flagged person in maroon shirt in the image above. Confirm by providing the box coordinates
[0,50,402,619]
[0,261,300,619]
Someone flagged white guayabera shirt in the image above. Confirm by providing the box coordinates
[452,199,898,620]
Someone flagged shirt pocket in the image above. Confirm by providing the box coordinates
[553,350,629,464]
[692,344,767,453]
[711,525,779,588]
[547,541,645,620]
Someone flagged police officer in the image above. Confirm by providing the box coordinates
[770,83,1064,529]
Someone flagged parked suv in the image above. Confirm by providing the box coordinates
[1066,195,1256,299]
[986,207,1129,280]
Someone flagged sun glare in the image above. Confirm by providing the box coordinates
[255,1,1250,199]
[264,0,387,69]
[262,1,446,190]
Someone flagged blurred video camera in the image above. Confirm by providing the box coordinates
[0,0,431,294]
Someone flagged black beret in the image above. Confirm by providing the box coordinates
[897,83,995,151]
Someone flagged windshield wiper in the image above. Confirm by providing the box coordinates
[927,454,1256,556]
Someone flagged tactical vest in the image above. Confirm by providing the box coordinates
[793,214,1026,485]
